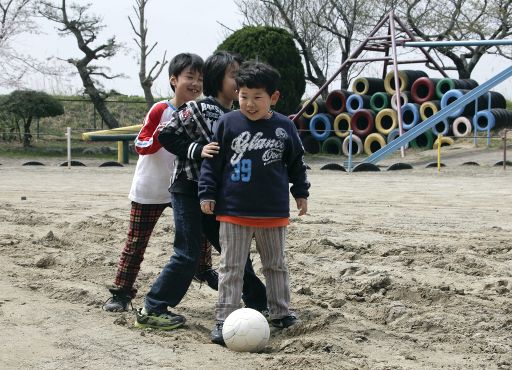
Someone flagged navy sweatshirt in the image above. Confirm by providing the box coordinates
[198,110,310,218]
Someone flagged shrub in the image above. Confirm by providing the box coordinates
[217,26,306,115]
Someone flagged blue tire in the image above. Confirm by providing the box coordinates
[309,113,332,141]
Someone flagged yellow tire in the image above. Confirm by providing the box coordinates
[433,136,455,147]
[375,109,397,135]
[363,133,387,155]
[333,113,352,138]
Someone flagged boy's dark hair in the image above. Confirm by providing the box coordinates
[235,61,281,96]
[168,53,204,92]
[203,51,243,97]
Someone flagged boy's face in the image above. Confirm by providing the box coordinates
[170,66,203,105]
[238,86,280,121]
[219,62,239,102]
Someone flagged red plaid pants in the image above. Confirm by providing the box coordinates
[113,201,212,298]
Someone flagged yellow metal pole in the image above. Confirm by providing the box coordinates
[117,141,123,164]
[437,134,442,172]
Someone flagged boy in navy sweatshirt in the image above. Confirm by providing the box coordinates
[199,61,310,345]
[135,52,268,330]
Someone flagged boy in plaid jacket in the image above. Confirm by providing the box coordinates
[135,52,267,330]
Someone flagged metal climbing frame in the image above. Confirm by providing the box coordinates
[293,10,448,155]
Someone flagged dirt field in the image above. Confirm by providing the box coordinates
[0,146,511,370]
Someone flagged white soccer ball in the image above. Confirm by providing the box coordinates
[222,308,270,352]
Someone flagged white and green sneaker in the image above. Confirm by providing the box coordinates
[134,307,186,330]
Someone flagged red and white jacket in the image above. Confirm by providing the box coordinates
[129,100,176,204]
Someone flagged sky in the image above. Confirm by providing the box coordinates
[6,0,512,99]
[10,0,243,97]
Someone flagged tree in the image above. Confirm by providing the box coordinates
[39,0,122,128]
[217,26,306,115]
[129,0,168,109]
[235,0,396,94]
[235,0,330,94]
[0,90,64,147]
[311,0,392,89]
[0,0,62,88]
[403,0,512,79]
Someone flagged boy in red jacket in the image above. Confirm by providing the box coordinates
[104,53,206,312]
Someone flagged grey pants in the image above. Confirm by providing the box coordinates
[216,222,291,321]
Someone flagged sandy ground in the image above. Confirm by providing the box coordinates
[0,145,511,370]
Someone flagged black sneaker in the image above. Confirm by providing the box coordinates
[210,321,225,346]
[134,308,186,330]
[103,287,132,312]
[271,314,299,329]
[193,268,219,290]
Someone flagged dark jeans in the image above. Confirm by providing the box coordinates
[144,192,267,313]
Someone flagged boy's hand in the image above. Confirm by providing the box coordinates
[296,198,308,216]
[201,200,216,214]
[201,142,220,158]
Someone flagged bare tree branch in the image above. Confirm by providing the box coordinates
[39,0,123,128]
[0,0,64,88]
[129,0,167,108]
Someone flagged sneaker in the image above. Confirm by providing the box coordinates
[134,307,186,330]
[103,287,132,312]
[210,321,225,346]
[270,314,299,329]
[193,268,218,290]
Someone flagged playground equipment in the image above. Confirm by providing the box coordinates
[292,10,511,170]
[82,124,141,164]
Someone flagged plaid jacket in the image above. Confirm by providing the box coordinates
[158,97,229,184]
